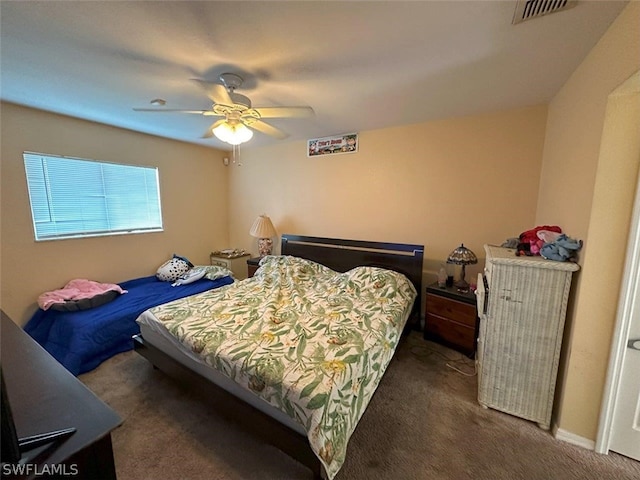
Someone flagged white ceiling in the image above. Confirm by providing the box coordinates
[0,1,628,150]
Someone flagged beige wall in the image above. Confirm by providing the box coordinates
[538,2,640,439]
[0,102,230,325]
[228,105,548,291]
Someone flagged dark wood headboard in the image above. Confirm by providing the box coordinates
[280,234,424,329]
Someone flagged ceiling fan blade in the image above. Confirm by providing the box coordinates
[133,108,211,114]
[246,119,289,139]
[191,79,233,106]
[202,119,227,139]
[253,106,314,119]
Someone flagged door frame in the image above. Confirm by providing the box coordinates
[596,160,640,454]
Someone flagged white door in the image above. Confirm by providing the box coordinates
[607,131,640,459]
[608,264,640,460]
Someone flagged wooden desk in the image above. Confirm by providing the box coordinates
[1,311,122,479]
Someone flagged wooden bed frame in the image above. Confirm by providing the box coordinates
[133,235,424,479]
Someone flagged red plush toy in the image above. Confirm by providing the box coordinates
[517,225,562,256]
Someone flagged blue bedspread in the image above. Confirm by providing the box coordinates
[24,275,234,375]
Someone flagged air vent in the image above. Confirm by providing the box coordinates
[512,0,577,24]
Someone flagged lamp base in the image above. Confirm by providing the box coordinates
[258,238,273,257]
[455,264,469,292]
[455,279,470,292]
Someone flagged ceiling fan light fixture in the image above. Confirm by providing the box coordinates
[213,121,254,145]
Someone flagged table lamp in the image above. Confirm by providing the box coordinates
[249,214,277,257]
[446,244,478,291]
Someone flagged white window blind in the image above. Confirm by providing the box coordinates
[24,152,163,241]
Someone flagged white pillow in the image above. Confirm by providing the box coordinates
[196,265,235,281]
[171,267,207,286]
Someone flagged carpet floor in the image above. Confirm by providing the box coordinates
[80,332,639,480]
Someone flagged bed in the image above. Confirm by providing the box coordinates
[133,235,424,479]
[24,274,234,376]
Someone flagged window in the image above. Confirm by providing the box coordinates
[24,152,163,241]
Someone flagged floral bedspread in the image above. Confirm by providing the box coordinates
[145,255,416,479]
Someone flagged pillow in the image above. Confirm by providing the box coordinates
[171,267,207,287]
[156,254,194,282]
[195,265,235,281]
[49,290,121,312]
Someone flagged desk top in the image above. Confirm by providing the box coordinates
[1,311,122,466]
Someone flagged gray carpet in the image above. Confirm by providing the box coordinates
[80,332,639,480]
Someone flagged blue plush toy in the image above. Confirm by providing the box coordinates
[540,234,583,261]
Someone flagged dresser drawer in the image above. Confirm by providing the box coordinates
[210,258,231,269]
[425,314,475,355]
[426,294,476,327]
[210,253,250,280]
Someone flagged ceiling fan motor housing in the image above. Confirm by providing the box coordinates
[219,73,251,109]
[219,73,243,90]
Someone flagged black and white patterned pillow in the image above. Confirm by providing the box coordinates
[156,255,193,282]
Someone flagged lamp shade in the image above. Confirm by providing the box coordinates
[446,243,477,291]
[446,244,478,265]
[213,122,254,145]
[249,215,276,239]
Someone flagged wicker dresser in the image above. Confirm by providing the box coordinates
[475,245,579,430]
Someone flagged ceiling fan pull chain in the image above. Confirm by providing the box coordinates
[232,144,242,167]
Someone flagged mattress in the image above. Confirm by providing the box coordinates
[135,255,416,479]
[137,319,305,434]
[25,274,234,375]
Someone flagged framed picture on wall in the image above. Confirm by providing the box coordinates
[307,133,358,157]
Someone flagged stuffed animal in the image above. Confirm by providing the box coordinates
[516,225,562,256]
[540,234,583,261]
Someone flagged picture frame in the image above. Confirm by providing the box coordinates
[307,133,358,157]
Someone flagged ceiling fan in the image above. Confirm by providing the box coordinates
[133,73,314,145]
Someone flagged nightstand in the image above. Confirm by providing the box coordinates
[247,257,261,278]
[210,252,250,280]
[424,282,478,358]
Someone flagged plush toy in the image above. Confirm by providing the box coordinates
[536,230,562,244]
[540,234,583,261]
[517,225,562,256]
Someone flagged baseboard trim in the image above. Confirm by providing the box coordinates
[553,425,596,450]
